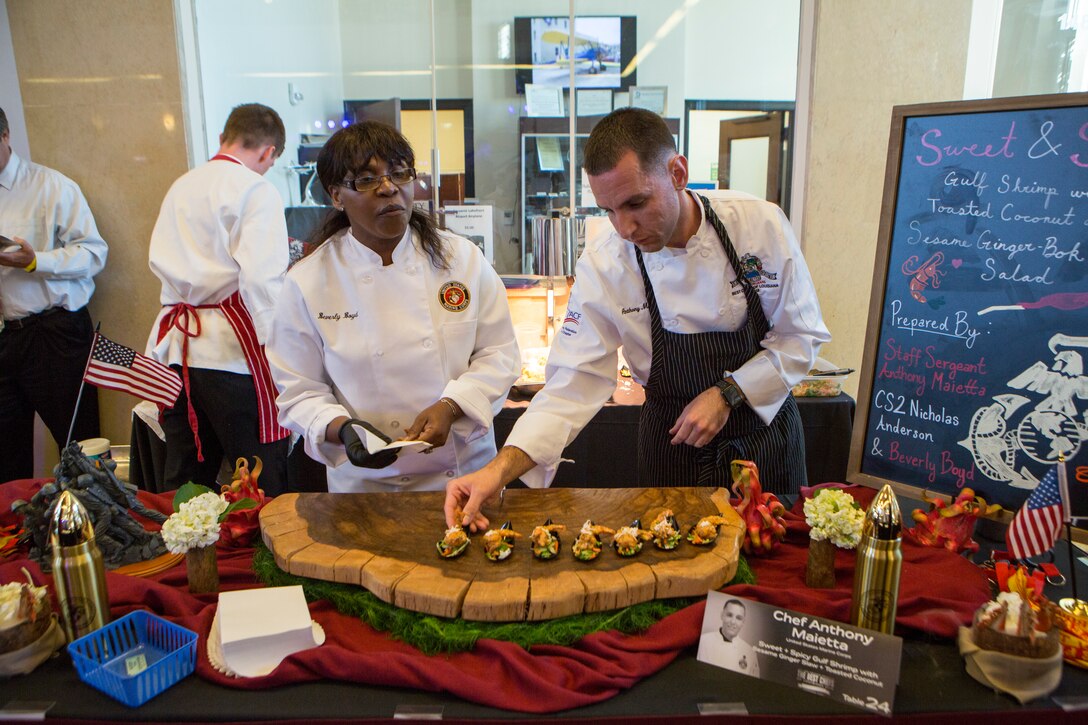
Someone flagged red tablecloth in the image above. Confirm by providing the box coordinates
[0,480,989,714]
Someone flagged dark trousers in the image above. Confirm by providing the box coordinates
[160,366,288,495]
[0,307,100,482]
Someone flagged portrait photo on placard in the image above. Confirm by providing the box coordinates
[697,591,767,678]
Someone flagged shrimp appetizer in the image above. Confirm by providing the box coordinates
[571,520,614,562]
[530,518,566,560]
[612,519,653,557]
[687,515,731,546]
[482,521,522,561]
[649,509,682,551]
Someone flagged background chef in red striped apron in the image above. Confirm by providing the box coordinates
[447,108,830,532]
[145,103,290,494]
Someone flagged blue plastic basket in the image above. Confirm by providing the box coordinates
[67,610,198,707]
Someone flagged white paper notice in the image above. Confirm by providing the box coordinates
[218,586,324,678]
[354,424,433,455]
[525,83,564,117]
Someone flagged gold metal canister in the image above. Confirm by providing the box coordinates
[50,490,110,640]
[850,484,902,634]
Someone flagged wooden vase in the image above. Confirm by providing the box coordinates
[186,545,219,594]
[805,537,836,588]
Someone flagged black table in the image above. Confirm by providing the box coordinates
[3,522,1085,723]
[129,394,855,493]
[495,393,855,488]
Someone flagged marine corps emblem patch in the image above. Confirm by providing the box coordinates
[439,281,471,311]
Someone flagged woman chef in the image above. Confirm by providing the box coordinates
[266,121,520,492]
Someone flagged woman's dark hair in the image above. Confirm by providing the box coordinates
[309,121,448,270]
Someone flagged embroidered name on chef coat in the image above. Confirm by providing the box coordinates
[439,281,471,312]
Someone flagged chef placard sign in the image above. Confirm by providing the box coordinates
[698,592,902,716]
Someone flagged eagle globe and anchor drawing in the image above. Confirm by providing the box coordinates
[959,332,1087,490]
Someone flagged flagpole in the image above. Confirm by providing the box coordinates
[1058,457,1080,602]
[65,323,101,447]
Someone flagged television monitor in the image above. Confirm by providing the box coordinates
[514,16,636,94]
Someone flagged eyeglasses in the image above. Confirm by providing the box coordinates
[340,168,417,192]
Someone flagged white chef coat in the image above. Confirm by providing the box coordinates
[506,190,830,487]
[144,157,288,372]
[266,226,520,493]
[698,633,761,676]
[0,152,108,319]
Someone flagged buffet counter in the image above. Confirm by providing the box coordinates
[129,390,854,494]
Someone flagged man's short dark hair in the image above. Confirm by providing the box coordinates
[221,103,285,156]
[583,107,676,176]
[0,107,8,137]
[723,599,746,613]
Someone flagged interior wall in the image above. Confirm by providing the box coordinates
[684,0,800,102]
[5,0,189,474]
[193,0,345,204]
[800,0,974,399]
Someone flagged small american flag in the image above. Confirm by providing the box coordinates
[1006,467,1065,560]
[84,332,182,408]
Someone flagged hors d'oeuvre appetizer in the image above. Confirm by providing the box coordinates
[687,515,731,545]
[436,524,470,559]
[612,519,653,557]
[650,509,682,550]
[530,519,566,560]
[482,521,522,561]
[571,520,614,562]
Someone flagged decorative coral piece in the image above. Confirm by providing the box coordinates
[218,456,268,547]
[729,460,787,556]
[905,488,1000,554]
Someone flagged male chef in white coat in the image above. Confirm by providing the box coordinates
[446,107,829,530]
[146,103,291,494]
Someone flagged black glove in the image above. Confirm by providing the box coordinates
[339,419,399,469]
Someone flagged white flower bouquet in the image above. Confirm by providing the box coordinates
[803,488,865,549]
[160,483,255,554]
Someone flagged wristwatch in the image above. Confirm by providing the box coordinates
[714,375,746,408]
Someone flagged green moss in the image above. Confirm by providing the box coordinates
[252,543,755,655]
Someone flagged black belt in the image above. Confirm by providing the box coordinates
[2,306,65,331]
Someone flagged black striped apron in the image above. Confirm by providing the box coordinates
[634,194,806,494]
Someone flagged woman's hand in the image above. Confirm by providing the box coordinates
[403,397,461,447]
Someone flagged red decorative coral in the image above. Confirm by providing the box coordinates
[219,456,268,547]
[905,488,1000,554]
[729,459,787,555]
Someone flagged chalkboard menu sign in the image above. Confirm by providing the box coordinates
[849,93,1088,520]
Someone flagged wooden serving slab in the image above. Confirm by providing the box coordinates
[260,487,742,622]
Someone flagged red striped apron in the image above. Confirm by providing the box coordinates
[156,292,289,461]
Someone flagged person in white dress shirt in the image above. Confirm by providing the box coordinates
[0,106,108,482]
[146,103,290,494]
[446,107,829,531]
[266,121,519,493]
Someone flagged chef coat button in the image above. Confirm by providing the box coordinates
[701,249,711,258]
[653,263,663,272]
[390,420,400,429]
[407,265,419,275]
[445,470,455,478]
[400,476,410,483]
[423,338,434,349]
[374,350,383,357]
[718,306,727,316]
[666,319,678,328]
[362,275,373,284]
